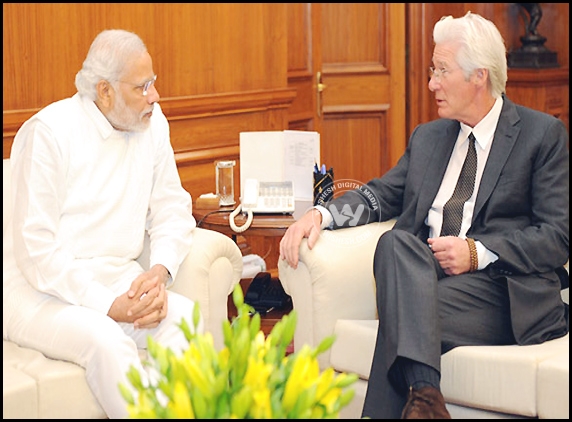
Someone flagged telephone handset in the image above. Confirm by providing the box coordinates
[229,179,295,233]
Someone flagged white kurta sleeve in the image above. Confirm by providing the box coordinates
[145,107,196,282]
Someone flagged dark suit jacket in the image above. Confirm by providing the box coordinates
[329,95,569,345]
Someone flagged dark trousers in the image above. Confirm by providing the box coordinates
[361,229,516,419]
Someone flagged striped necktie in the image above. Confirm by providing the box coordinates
[440,132,477,237]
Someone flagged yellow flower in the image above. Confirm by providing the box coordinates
[282,346,320,411]
[252,330,269,360]
[316,367,335,399]
[250,388,272,418]
[180,353,211,397]
[170,381,195,418]
[243,355,272,390]
[120,285,358,419]
[319,385,342,414]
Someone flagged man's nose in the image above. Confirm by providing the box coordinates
[428,77,439,92]
[146,84,160,103]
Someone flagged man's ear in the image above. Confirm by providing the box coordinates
[96,79,113,109]
[475,68,487,84]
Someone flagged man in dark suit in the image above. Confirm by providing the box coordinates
[279,12,568,419]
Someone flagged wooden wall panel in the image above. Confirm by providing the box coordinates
[287,4,311,74]
[2,3,294,202]
[2,3,287,109]
[505,68,569,131]
[287,77,315,131]
[322,112,389,185]
[286,3,319,133]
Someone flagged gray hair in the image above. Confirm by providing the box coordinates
[433,11,507,98]
[75,29,147,100]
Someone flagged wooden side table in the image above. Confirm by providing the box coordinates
[192,200,314,239]
[193,200,314,274]
[192,200,313,340]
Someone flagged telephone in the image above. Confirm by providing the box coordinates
[229,179,295,233]
[244,272,292,314]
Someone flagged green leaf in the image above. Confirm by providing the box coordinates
[315,334,336,356]
[179,315,193,342]
[222,318,233,346]
[192,301,202,332]
[249,311,261,338]
[125,365,144,390]
[232,283,244,307]
[118,382,134,405]
[339,387,356,407]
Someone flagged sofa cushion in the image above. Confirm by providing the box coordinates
[440,333,568,417]
[329,319,569,418]
[3,340,106,419]
[537,351,569,419]
[3,364,38,419]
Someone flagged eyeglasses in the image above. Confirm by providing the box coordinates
[428,66,458,81]
[118,74,157,96]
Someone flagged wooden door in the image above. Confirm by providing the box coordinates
[287,3,322,135]
[320,3,406,184]
[288,3,407,187]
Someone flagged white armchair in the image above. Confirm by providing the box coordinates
[278,222,569,419]
[3,158,243,418]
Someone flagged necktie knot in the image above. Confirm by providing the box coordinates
[468,131,476,144]
[440,132,477,237]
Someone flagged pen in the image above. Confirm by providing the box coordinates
[314,162,319,173]
[321,164,326,174]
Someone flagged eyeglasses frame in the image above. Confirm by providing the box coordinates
[117,74,157,96]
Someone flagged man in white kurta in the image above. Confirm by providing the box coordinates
[3,29,201,418]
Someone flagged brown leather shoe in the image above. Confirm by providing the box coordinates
[401,386,451,419]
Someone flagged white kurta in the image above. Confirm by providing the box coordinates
[4,93,199,418]
[9,93,196,314]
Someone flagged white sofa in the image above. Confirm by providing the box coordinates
[278,221,569,419]
[3,158,243,418]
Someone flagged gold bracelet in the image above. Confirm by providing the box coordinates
[466,237,478,272]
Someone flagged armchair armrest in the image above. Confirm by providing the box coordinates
[278,220,395,368]
[170,227,243,350]
[137,227,243,350]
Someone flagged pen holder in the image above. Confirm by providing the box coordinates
[313,168,334,207]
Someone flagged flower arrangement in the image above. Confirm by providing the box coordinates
[119,284,358,418]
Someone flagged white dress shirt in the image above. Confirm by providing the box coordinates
[8,93,196,315]
[426,97,502,268]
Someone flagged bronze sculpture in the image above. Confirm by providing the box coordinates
[508,3,558,68]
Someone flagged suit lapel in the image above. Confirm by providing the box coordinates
[472,98,521,222]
